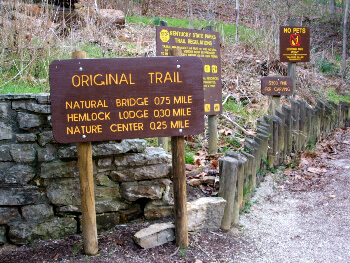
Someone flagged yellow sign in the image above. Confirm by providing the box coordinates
[205,104,211,112]
[214,104,220,112]
[160,29,170,43]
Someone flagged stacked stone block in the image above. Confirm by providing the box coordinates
[0,94,172,245]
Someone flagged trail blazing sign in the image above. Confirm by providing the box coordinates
[156,26,222,115]
[280,26,310,63]
[49,56,204,143]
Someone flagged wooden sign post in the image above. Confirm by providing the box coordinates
[169,47,188,248]
[72,51,98,256]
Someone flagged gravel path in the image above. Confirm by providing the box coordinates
[234,139,350,262]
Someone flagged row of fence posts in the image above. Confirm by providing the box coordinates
[218,99,350,230]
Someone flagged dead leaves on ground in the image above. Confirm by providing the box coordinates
[281,128,350,192]
[185,148,221,196]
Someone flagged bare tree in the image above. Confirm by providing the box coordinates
[342,0,349,79]
[330,0,336,15]
[186,0,193,29]
[235,0,239,43]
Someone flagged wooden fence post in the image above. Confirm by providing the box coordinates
[219,157,238,230]
[72,51,98,256]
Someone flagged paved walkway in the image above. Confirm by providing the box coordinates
[234,129,350,263]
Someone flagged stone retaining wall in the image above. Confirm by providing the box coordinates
[0,94,173,245]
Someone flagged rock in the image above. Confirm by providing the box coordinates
[0,207,21,224]
[97,157,113,172]
[37,144,57,162]
[0,145,12,161]
[16,133,37,142]
[187,197,226,232]
[92,139,146,156]
[95,185,121,202]
[17,112,43,130]
[0,226,6,244]
[45,178,81,206]
[188,178,202,186]
[144,184,174,219]
[37,131,55,146]
[98,9,125,26]
[0,122,12,140]
[5,164,36,185]
[57,145,77,158]
[12,100,51,114]
[95,200,129,214]
[10,144,36,163]
[120,179,171,202]
[95,172,116,187]
[110,163,171,182]
[35,93,50,104]
[96,213,120,232]
[0,102,10,120]
[114,148,170,166]
[120,208,142,223]
[133,222,175,249]
[144,201,173,219]
[8,217,77,245]
[40,160,78,179]
[201,176,216,185]
[21,204,54,223]
[0,186,47,206]
[120,139,147,153]
[186,166,205,178]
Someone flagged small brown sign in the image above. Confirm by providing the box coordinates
[49,57,204,143]
[280,26,310,63]
[156,26,222,115]
[261,76,293,96]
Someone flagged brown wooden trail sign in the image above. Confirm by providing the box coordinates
[261,76,293,96]
[49,56,204,143]
[280,26,310,63]
[156,26,222,115]
[50,53,203,253]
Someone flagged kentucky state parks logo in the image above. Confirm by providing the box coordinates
[160,29,170,43]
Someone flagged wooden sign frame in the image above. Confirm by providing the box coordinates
[49,57,204,143]
[280,26,310,63]
[261,76,293,96]
[156,26,222,115]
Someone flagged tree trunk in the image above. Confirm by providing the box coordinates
[330,0,336,15]
[235,0,239,43]
[342,0,349,79]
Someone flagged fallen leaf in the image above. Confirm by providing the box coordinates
[185,164,197,171]
[283,169,292,176]
[210,160,219,169]
[53,254,60,260]
[307,167,323,174]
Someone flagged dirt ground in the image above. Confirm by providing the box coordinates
[1,128,349,262]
